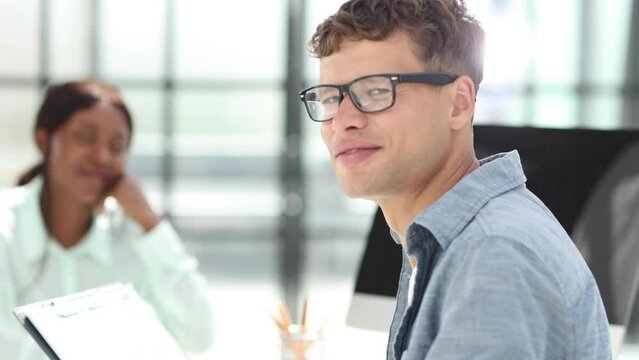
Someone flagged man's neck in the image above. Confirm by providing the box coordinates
[41,186,93,249]
[380,151,480,247]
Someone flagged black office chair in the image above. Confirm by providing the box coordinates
[572,142,639,325]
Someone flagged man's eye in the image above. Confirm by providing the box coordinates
[321,96,341,105]
[367,88,391,97]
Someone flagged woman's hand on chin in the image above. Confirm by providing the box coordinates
[99,174,160,232]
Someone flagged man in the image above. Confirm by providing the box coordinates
[300,0,611,359]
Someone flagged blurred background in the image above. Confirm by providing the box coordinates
[0,0,637,358]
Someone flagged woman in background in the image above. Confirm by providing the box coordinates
[0,80,212,359]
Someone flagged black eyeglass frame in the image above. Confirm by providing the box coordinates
[299,71,459,122]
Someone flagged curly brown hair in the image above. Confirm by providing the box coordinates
[308,0,485,92]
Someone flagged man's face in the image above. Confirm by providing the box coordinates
[42,103,130,206]
[319,31,456,201]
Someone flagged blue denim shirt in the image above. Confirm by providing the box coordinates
[387,151,611,360]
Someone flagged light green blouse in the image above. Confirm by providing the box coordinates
[0,177,213,359]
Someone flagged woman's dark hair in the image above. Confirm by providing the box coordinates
[17,80,133,186]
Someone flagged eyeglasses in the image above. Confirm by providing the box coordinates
[299,72,458,122]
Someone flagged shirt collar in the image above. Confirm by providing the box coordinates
[391,151,527,252]
[17,177,48,263]
[18,176,112,265]
[69,213,112,265]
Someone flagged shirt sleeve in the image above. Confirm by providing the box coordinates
[423,236,578,360]
[0,235,48,360]
[128,220,213,354]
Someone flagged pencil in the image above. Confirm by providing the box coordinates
[279,301,293,330]
[301,298,309,332]
[269,311,287,333]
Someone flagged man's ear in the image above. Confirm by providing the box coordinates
[449,75,476,130]
[35,128,49,155]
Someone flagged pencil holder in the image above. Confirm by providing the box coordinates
[280,324,323,360]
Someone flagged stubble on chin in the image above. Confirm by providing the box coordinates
[335,168,373,199]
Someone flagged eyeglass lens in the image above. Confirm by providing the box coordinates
[304,76,394,121]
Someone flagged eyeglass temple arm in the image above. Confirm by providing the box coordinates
[397,72,458,85]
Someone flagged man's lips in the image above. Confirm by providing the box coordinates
[333,142,382,166]
[336,147,381,157]
[333,141,381,156]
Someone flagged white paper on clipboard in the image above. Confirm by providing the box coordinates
[13,283,187,360]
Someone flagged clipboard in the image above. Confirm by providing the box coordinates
[13,283,188,360]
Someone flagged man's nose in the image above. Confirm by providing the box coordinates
[330,94,367,132]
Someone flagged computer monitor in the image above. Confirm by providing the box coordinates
[347,125,639,331]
